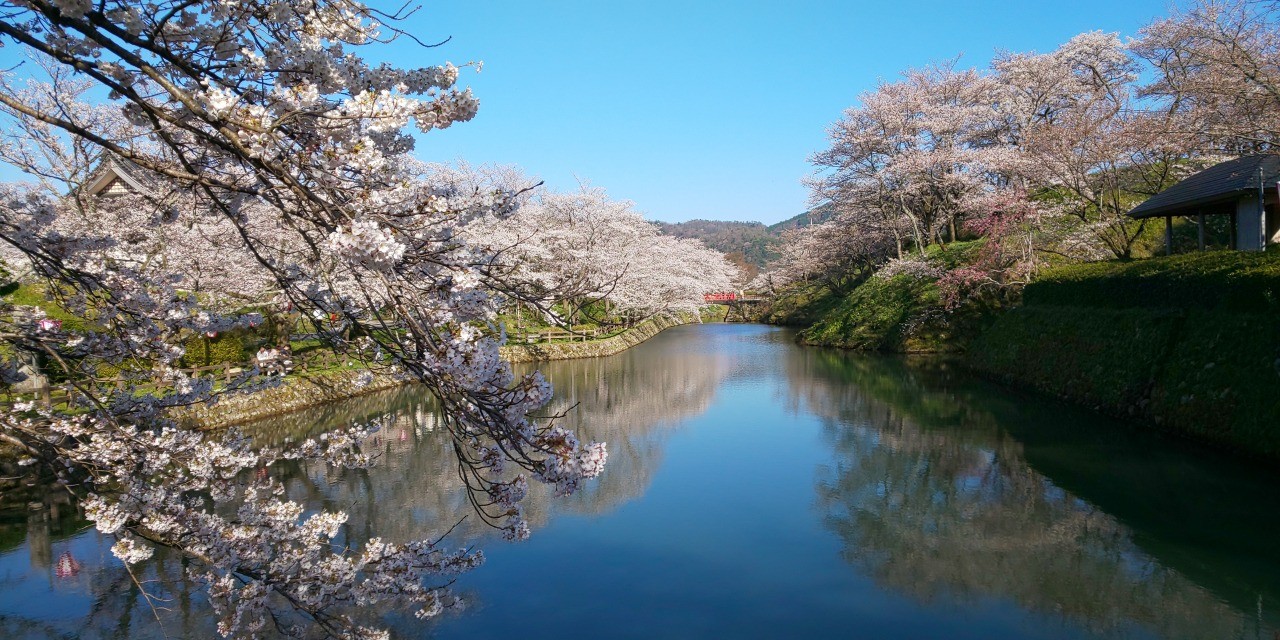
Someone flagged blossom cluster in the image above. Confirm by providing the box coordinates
[876,257,945,281]
[329,219,408,272]
[463,183,740,319]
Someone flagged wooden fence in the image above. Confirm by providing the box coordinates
[515,327,604,344]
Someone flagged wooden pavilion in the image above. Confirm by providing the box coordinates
[1128,154,1280,253]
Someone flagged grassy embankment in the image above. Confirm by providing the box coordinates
[1,281,725,375]
[765,241,996,352]
[0,281,724,428]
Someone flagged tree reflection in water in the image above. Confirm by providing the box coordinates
[0,326,732,637]
[794,349,1275,640]
[242,336,732,544]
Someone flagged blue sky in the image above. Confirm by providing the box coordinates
[0,0,1178,224]
[396,0,1177,224]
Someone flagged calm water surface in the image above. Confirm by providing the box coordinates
[3,324,1279,638]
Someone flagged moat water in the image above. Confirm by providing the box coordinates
[2,323,1278,638]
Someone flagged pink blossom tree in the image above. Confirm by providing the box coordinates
[1133,0,1280,153]
[810,62,999,255]
[464,184,738,324]
[0,1,608,637]
[990,32,1194,259]
[761,214,895,296]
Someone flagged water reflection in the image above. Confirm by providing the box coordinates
[243,333,735,544]
[0,468,83,563]
[793,350,1278,639]
[2,325,1279,639]
[0,326,735,637]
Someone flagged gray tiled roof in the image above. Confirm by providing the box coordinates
[1128,154,1280,218]
[82,154,167,198]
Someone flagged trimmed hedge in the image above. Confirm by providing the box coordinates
[968,307,1179,414]
[1024,249,1280,314]
[1149,312,1280,453]
[968,306,1280,459]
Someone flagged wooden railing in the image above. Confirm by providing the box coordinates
[515,327,604,344]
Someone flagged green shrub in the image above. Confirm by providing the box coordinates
[700,304,728,323]
[95,359,150,381]
[181,333,247,368]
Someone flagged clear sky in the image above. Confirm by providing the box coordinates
[0,0,1180,224]
[396,0,1178,224]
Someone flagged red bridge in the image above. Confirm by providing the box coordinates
[702,293,763,322]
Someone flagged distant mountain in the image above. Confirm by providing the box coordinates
[655,219,780,270]
[656,204,834,273]
[766,202,835,232]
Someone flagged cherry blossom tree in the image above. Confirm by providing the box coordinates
[936,189,1043,308]
[0,66,287,308]
[464,184,738,324]
[759,214,895,296]
[1133,0,1280,153]
[989,32,1191,259]
[0,1,608,637]
[810,62,999,255]
[803,26,1212,278]
[614,232,737,315]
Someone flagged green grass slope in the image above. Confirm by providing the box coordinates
[797,276,953,352]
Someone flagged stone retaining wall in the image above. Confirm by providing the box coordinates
[175,369,404,429]
[184,312,704,428]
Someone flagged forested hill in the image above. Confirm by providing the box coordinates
[766,202,835,232]
[656,205,834,273]
[655,220,780,271]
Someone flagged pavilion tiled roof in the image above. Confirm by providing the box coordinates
[1128,154,1280,219]
[83,155,165,198]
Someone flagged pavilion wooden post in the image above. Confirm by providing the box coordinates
[1165,216,1174,256]
[1230,212,1238,249]
[1197,212,1206,251]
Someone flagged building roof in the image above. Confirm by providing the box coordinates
[82,155,163,198]
[1128,154,1280,219]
